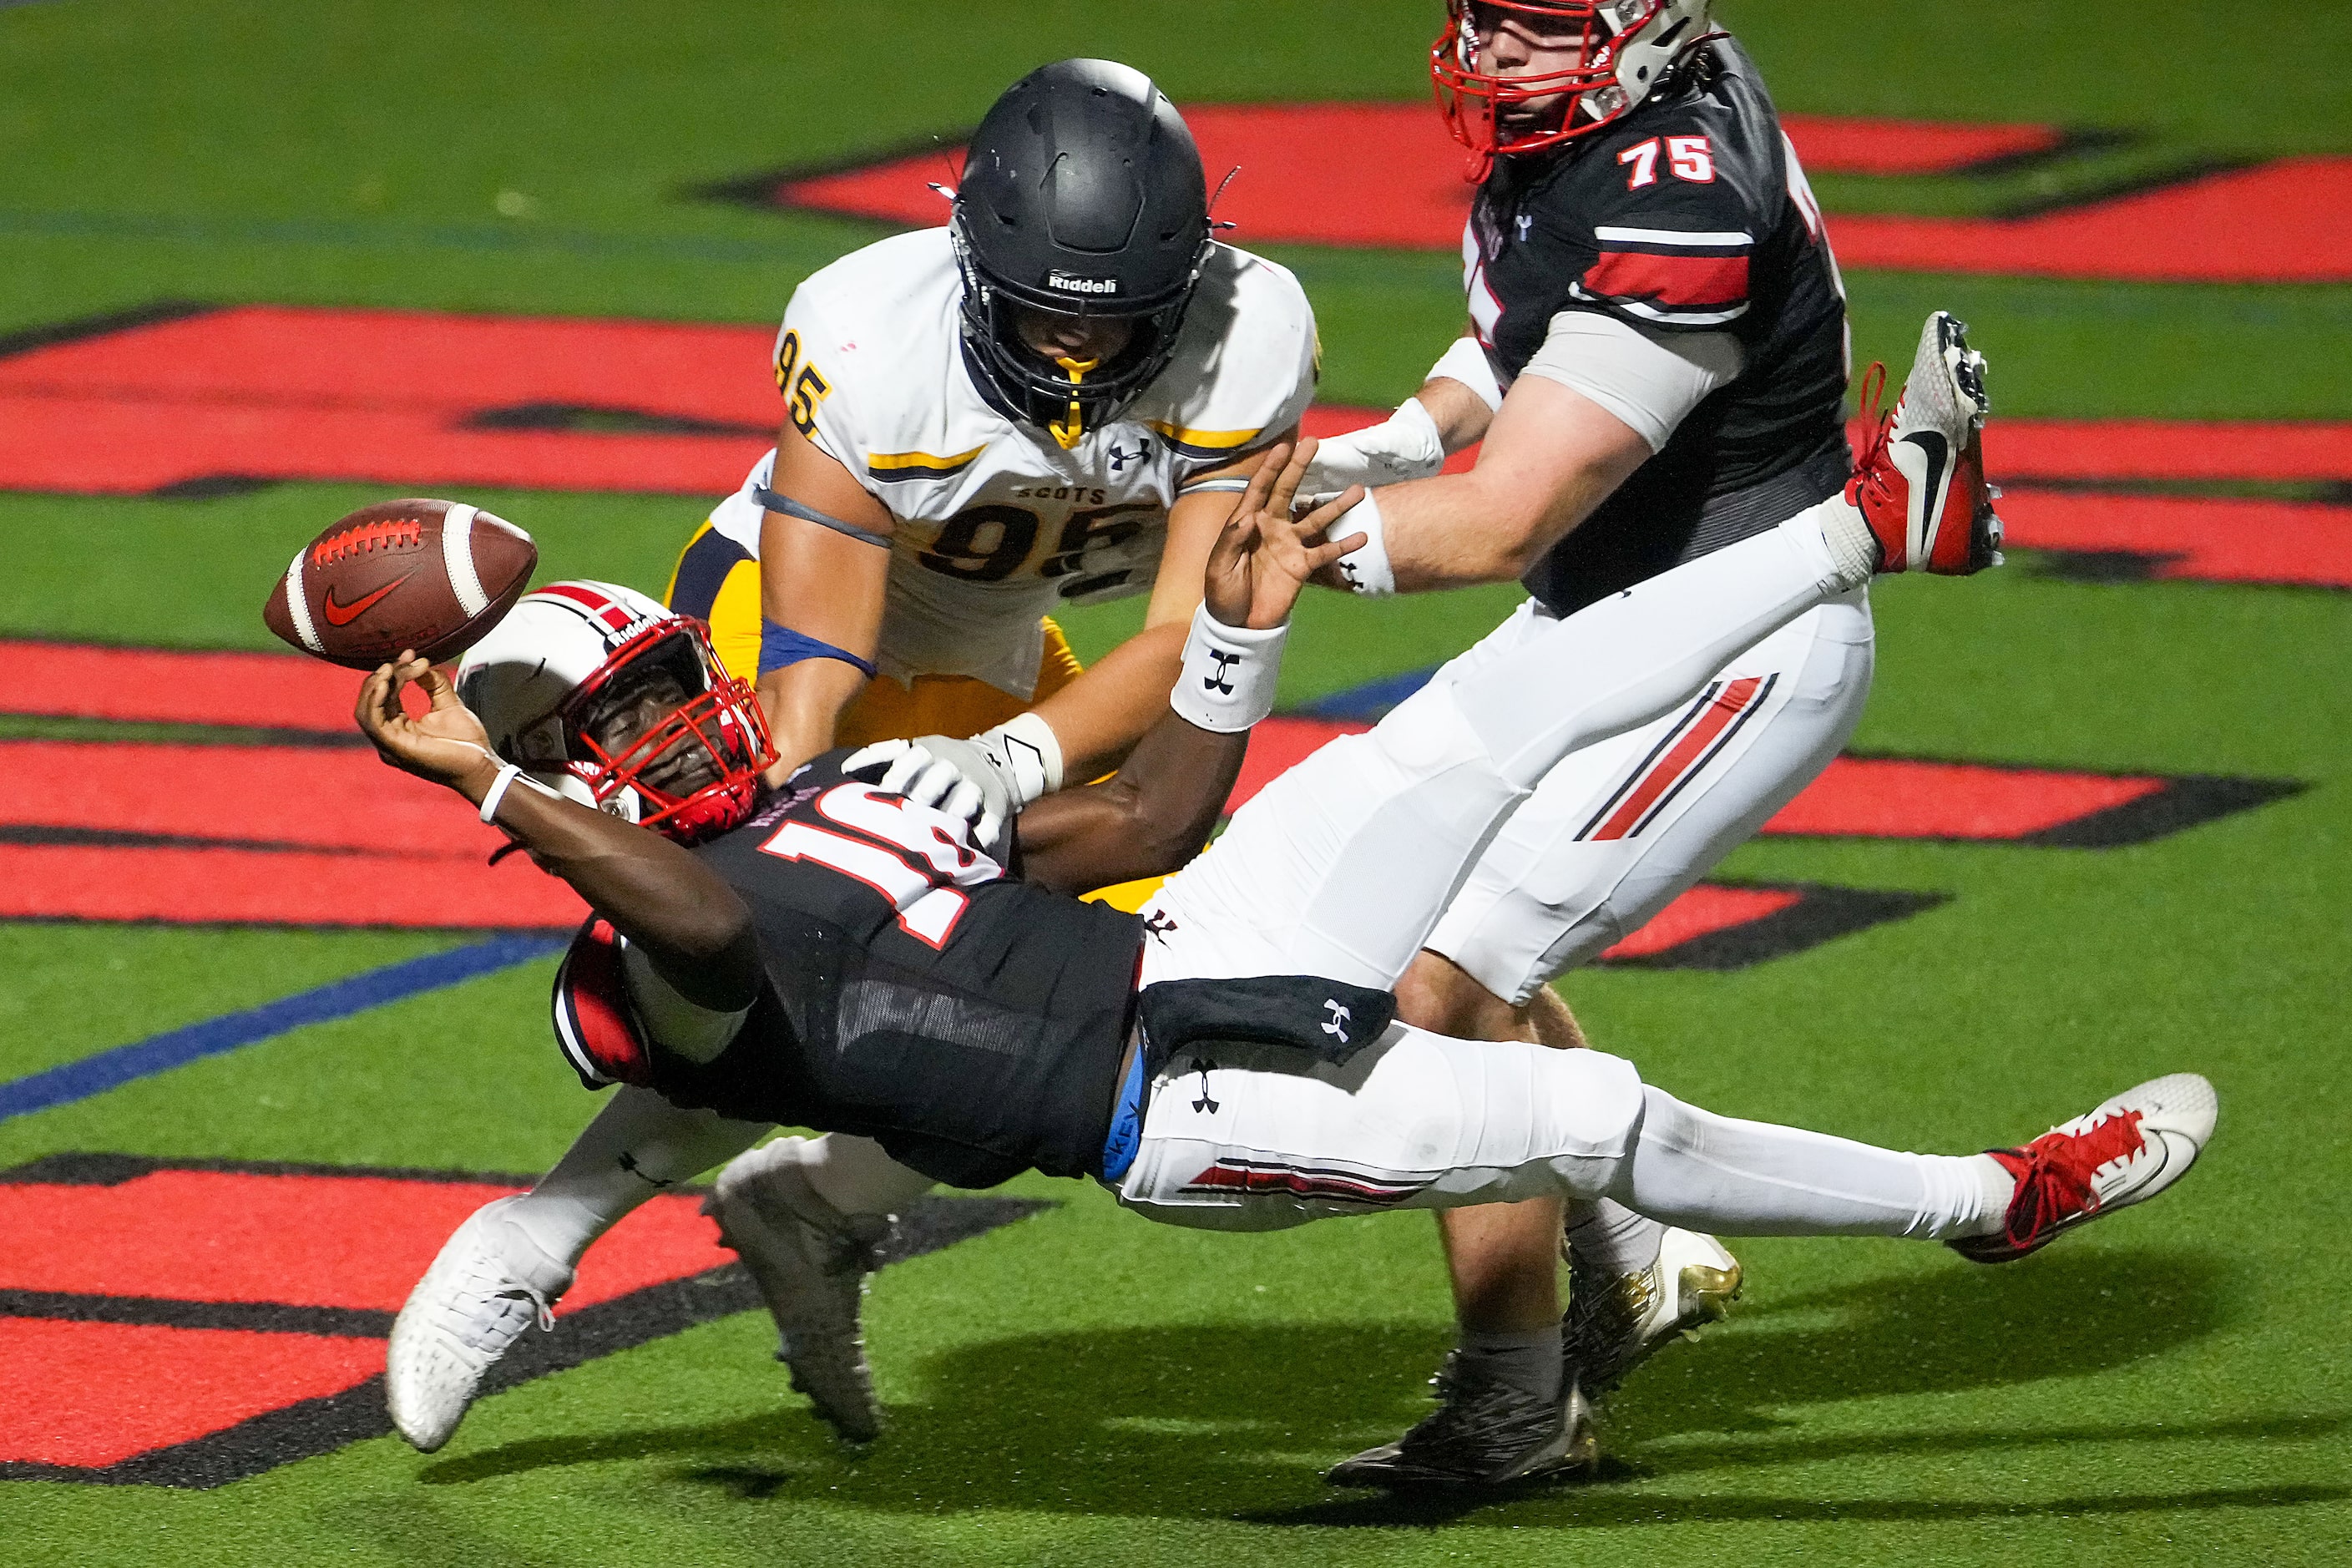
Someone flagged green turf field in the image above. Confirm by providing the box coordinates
[3,2,2349,1563]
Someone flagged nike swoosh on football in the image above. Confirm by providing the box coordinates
[321,572,415,626]
[1900,430,1949,543]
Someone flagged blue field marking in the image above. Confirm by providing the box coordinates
[1291,665,1436,722]
[0,933,565,1124]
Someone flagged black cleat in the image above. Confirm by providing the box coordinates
[1325,1353,1597,1490]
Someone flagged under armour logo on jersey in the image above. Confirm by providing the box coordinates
[1516,213,1533,242]
[1320,999,1353,1043]
[1192,1060,1220,1115]
[1108,440,1151,472]
[1203,649,1241,694]
[1145,909,1180,943]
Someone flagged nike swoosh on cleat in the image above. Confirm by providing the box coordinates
[1899,430,1950,549]
[321,572,415,625]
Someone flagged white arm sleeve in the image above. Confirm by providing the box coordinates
[1515,311,1745,454]
[620,939,751,1065]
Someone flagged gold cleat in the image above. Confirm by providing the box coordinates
[1561,1227,1742,1399]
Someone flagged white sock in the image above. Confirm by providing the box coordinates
[797,1133,938,1218]
[506,1086,771,1267]
[1808,492,1881,589]
[1564,1197,1667,1276]
[1611,1087,2007,1242]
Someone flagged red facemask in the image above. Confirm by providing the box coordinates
[1431,0,1697,169]
[557,618,776,843]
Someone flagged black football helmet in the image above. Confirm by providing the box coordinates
[952,59,1211,449]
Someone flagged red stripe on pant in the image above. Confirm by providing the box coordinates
[1589,675,1766,842]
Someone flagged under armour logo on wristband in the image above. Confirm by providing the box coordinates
[1193,1060,1220,1115]
[1203,649,1241,694]
[1320,999,1353,1043]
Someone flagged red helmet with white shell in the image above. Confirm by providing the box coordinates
[455,579,776,843]
[1431,0,1716,166]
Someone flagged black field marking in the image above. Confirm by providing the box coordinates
[0,301,214,362]
[687,129,974,211]
[2023,775,2310,848]
[0,1152,1053,1489]
[1598,883,1950,972]
[1988,154,2260,220]
[147,474,276,499]
[0,824,462,855]
[0,1289,392,1338]
[461,402,770,438]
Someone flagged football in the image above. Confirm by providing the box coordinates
[262,499,538,669]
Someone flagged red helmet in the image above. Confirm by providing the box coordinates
[455,580,776,843]
[1431,0,1716,167]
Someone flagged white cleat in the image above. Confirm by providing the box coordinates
[386,1196,573,1453]
[1560,1226,1742,1399]
[1950,1073,2218,1264]
[705,1136,893,1444]
[1849,310,2003,575]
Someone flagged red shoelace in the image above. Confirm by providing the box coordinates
[1990,1107,2147,1251]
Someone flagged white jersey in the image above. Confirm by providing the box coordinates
[706,228,1318,696]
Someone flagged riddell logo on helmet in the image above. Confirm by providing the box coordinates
[1046,272,1119,295]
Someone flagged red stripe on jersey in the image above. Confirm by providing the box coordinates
[1591,675,1765,841]
[1584,248,1752,310]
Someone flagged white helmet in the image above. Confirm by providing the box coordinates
[456,580,775,841]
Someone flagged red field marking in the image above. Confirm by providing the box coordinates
[5,739,507,852]
[1825,159,2352,282]
[6,303,2345,517]
[0,640,358,731]
[1595,883,1802,961]
[777,105,2064,248]
[773,105,2342,281]
[0,842,586,929]
[0,1155,1047,1485]
[1997,489,2352,588]
[1763,756,2162,838]
[0,1171,722,1312]
[1775,114,2061,175]
[0,305,776,497]
[1985,421,2352,485]
[0,1318,382,1469]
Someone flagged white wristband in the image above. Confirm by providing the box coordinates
[971,710,1064,805]
[478,763,559,824]
[1170,604,1287,733]
[1330,490,1397,598]
[1429,335,1504,412]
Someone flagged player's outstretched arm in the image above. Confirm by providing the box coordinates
[754,417,897,785]
[357,655,761,1013]
[1017,445,1362,894]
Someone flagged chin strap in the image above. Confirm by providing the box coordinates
[1047,354,1100,450]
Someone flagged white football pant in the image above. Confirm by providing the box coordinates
[1121,508,1994,1236]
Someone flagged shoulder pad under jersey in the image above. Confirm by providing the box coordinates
[1127,243,1319,472]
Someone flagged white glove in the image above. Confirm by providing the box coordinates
[841,736,1010,854]
[1298,396,1445,502]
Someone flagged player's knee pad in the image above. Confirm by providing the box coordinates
[1527,1046,1647,1173]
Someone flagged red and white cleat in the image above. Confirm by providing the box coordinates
[1849,311,2004,574]
[1950,1073,2218,1265]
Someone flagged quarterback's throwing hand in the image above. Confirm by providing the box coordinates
[1204,440,1366,630]
[357,653,503,797]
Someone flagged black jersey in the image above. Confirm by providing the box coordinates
[1464,37,1852,614]
[643,752,1146,1187]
